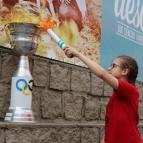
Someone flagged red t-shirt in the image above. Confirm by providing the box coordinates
[105,79,143,143]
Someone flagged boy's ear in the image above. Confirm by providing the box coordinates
[122,68,129,76]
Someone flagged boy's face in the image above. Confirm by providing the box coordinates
[108,58,124,79]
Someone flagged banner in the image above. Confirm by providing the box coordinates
[101,0,143,81]
[0,0,101,67]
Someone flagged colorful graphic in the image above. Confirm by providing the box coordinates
[16,79,34,95]
[0,0,101,67]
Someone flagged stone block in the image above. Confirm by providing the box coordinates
[41,90,62,119]
[85,95,101,120]
[33,60,48,87]
[0,83,10,118]
[0,129,5,143]
[138,127,143,140]
[136,81,143,101]
[60,128,80,143]
[100,98,110,120]
[64,92,83,121]
[81,127,99,143]
[6,128,33,143]
[50,64,69,91]
[103,83,113,96]
[34,128,59,143]
[99,126,105,143]
[71,69,90,92]
[0,53,18,83]
[100,105,106,120]
[32,87,43,121]
[0,52,1,77]
[139,103,143,120]
[91,73,104,96]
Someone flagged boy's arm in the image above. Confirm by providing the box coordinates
[64,46,118,90]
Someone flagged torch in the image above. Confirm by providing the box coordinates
[39,18,74,57]
[47,29,66,50]
[46,28,73,58]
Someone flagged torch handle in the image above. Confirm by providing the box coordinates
[47,29,66,50]
[47,29,73,58]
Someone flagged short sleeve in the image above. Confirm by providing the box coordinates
[116,79,139,100]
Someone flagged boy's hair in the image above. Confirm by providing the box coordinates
[117,55,138,85]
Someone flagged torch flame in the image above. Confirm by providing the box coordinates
[38,13,59,31]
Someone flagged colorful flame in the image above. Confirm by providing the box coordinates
[38,13,59,31]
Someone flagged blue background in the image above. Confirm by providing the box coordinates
[100,0,143,82]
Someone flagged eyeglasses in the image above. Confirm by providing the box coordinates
[109,63,123,69]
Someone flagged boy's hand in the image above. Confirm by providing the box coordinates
[64,46,78,58]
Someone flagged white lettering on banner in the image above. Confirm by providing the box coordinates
[114,0,143,45]
[124,26,135,39]
[117,21,143,46]
[114,0,141,30]
[136,33,143,43]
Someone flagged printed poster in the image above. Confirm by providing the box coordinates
[0,0,101,67]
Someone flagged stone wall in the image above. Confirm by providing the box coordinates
[0,46,143,143]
